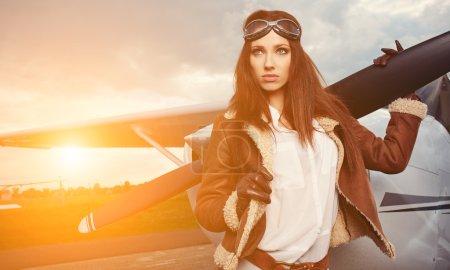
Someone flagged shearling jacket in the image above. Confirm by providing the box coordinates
[195,98,427,270]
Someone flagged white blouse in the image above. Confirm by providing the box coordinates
[238,105,339,269]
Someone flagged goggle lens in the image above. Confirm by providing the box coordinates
[244,20,269,37]
[277,19,301,36]
[244,19,301,41]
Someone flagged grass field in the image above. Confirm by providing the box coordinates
[0,191,199,250]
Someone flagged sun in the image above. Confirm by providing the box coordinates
[51,147,85,170]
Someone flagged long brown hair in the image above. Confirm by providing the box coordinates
[229,10,361,170]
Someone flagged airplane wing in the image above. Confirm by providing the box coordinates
[0,101,227,149]
[1,31,449,151]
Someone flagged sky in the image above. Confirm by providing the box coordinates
[0,0,449,189]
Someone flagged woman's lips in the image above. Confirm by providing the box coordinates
[262,74,279,82]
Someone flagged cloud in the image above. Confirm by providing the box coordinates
[357,0,443,17]
[0,0,449,186]
[1,0,448,127]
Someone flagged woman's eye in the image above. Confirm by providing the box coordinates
[277,48,289,54]
[251,49,264,55]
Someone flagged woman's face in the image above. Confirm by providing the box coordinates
[250,30,291,92]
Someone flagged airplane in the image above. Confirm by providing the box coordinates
[0,31,449,269]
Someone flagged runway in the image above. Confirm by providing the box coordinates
[0,229,214,270]
[24,244,216,270]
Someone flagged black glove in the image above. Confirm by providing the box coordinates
[236,166,273,205]
[373,40,420,100]
[373,40,404,67]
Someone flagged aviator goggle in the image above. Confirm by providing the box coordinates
[243,19,301,41]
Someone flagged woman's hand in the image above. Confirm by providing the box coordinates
[236,166,273,204]
[373,40,404,67]
[373,40,421,100]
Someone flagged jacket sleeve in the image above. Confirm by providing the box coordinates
[351,97,427,174]
[194,115,239,232]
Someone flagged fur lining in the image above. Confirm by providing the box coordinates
[318,122,352,250]
[349,202,396,257]
[330,209,351,247]
[326,131,345,177]
[223,191,239,232]
[245,125,273,175]
[318,118,395,258]
[388,98,427,119]
[316,117,339,132]
[214,244,238,270]
[323,124,396,258]
[236,200,265,257]
[224,110,236,120]
[231,124,272,264]
[223,110,269,123]
[223,110,274,265]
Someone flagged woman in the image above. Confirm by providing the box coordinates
[195,10,427,270]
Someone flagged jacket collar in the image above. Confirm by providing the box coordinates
[223,109,340,133]
[223,108,340,176]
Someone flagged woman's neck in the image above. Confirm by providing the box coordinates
[267,88,284,113]
[267,88,293,129]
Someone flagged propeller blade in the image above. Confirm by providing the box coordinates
[78,160,202,233]
[328,31,450,118]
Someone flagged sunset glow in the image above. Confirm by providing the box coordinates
[52,147,85,171]
[0,1,448,189]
